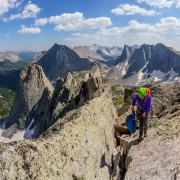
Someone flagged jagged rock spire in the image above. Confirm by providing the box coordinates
[3,64,53,134]
[85,64,102,100]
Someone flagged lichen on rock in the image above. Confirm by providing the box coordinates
[0,92,117,180]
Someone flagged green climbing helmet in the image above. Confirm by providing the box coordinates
[138,87,146,99]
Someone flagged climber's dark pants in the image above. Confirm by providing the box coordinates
[137,107,150,137]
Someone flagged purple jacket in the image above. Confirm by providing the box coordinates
[132,93,152,113]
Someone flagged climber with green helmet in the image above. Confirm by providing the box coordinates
[132,87,152,142]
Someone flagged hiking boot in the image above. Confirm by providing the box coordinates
[137,136,143,142]
[144,129,147,138]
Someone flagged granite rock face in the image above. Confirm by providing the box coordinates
[116,45,134,64]
[85,64,102,100]
[0,92,117,180]
[3,64,53,136]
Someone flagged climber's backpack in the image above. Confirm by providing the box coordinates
[126,114,136,133]
[144,87,152,96]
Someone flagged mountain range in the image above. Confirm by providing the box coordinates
[0,53,21,62]
[0,50,46,63]
[0,44,123,64]
[0,44,122,88]
[1,42,180,89]
[111,43,180,86]
[83,44,123,62]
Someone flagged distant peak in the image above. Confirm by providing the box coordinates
[156,43,166,47]
[133,44,140,49]
[54,43,59,46]
[51,44,70,52]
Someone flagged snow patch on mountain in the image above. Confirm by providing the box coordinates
[122,62,128,76]
[24,118,35,139]
[169,68,178,79]
[0,118,35,143]
[144,68,178,80]
[0,128,25,143]
[149,70,167,78]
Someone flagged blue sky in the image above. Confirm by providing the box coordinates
[0,0,180,52]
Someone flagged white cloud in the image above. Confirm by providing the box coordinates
[94,17,180,38]
[176,0,180,8]
[2,17,8,22]
[94,20,157,38]
[49,12,112,31]
[137,0,174,8]
[72,33,81,36]
[4,2,42,21]
[18,25,41,34]
[49,12,84,25]
[34,18,48,26]
[0,0,22,16]
[111,8,125,15]
[111,4,156,16]
[62,16,180,51]
[57,18,111,31]
[155,17,180,35]
[5,33,10,36]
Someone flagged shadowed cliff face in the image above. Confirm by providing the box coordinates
[36,43,94,81]
[0,92,117,180]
